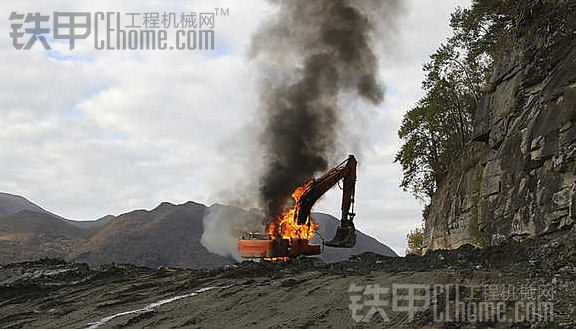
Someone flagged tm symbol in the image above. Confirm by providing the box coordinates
[215,8,229,16]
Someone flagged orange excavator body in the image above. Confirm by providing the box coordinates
[238,155,358,260]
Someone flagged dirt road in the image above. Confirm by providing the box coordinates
[1,231,575,328]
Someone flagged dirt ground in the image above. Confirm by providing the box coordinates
[1,230,575,328]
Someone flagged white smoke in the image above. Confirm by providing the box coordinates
[200,204,263,260]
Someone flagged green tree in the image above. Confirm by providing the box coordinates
[406,226,424,256]
[396,1,512,200]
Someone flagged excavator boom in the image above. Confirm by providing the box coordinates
[294,155,357,248]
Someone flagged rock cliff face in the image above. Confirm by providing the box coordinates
[424,0,576,250]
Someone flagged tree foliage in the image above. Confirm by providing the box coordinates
[405,225,424,256]
[395,1,513,200]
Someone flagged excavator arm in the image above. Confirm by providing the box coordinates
[293,155,357,248]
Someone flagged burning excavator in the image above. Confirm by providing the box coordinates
[238,155,358,261]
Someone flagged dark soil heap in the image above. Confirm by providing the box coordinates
[1,228,574,328]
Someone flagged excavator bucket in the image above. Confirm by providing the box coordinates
[325,225,356,248]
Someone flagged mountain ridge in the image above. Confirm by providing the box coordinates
[0,192,115,226]
[0,192,62,219]
[0,193,397,268]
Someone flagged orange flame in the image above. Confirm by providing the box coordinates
[265,257,289,263]
[267,180,318,240]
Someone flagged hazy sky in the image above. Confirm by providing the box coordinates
[0,0,470,255]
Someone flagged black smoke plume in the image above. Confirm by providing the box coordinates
[251,0,402,221]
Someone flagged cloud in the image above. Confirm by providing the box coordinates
[0,0,470,254]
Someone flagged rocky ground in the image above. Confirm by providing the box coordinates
[1,229,575,328]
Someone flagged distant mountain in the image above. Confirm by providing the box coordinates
[64,215,115,230]
[72,202,234,269]
[0,193,396,268]
[0,210,91,265]
[0,192,113,229]
[0,192,59,218]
